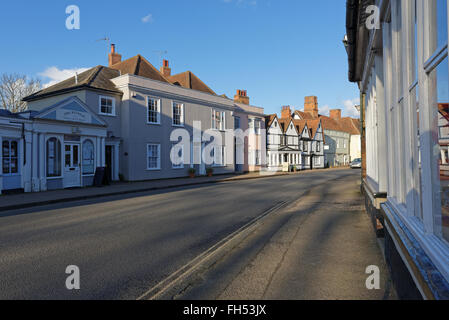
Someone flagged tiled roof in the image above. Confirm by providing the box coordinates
[278,118,294,134]
[307,119,322,138]
[439,103,449,122]
[293,119,307,134]
[294,110,316,120]
[23,66,121,101]
[265,114,277,128]
[168,71,216,95]
[339,117,361,135]
[110,55,171,83]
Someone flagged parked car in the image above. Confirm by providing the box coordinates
[350,158,362,169]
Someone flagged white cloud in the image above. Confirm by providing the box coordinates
[141,14,154,24]
[342,98,361,118]
[39,66,90,88]
[319,105,331,116]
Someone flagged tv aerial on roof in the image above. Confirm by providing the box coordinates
[153,50,168,68]
[96,37,111,48]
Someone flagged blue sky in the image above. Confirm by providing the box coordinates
[0,0,359,117]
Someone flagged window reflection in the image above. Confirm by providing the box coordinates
[437,0,448,49]
[435,57,449,242]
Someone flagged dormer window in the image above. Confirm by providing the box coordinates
[99,96,116,116]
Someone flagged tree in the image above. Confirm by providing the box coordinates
[0,73,41,113]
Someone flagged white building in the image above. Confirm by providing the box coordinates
[266,106,325,171]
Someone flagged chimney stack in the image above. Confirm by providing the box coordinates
[304,96,319,118]
[330,109,342,120]
[108,44,122,67]
[234,89,250,105]
[160,59,171,77]
[281,106,292,119]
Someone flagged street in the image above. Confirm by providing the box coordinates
[0,169,394,300]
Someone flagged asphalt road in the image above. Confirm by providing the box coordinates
[0,169,378,300]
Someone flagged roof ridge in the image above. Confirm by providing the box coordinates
[137,54,172,83]
[86,66,103,86]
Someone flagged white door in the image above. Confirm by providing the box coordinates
[64,143,81,188]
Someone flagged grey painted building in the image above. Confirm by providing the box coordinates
[16,46,265,191]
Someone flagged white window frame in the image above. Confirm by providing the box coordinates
[171,144,185,169]
[212,109,226,131]
[172,101,185,127]
[2,139,20,176]
[99,95,116,116]
[379,0,449,284]
[147,97,161,125]
[82,139,95,176]
[254,119,262,135]
[147,144,161,171]
[213,145,226,167]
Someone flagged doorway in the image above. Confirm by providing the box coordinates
[105,145,114,182]
[64,143,81,188]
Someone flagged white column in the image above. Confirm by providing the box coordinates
[101,138,106,167]
[32,132,39,192]
[23,131,33,193]
[39,134,47,191]
[96,137,101,168]
[114,143,120,181]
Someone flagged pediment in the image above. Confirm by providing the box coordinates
[36,96,106,126]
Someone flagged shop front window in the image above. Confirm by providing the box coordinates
[82,140,95,175]
[2,140,19,175]
[47,138,61,177]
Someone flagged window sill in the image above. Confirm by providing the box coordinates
[147,168,161,171]
[47,176,63,180]
[147,122,161,126]
[172,124,185,128]
[99,113,117,117]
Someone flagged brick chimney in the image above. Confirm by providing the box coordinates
[108,44,122,67]
[160,59,171,77]
[304,96,319,118]
[330,109,342,120]
[234,90,250,105]
[281,106,292,119]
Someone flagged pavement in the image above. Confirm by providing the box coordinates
[0,168,394,300]
[176,171,397,300]
[0,168,348,212]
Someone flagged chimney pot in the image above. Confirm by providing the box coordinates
[304,96,319,119]
[108,44,122,67]
[160,59,171,77]
[281,106,292,119]
[234,89,250,105]
[330,109,342,120]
